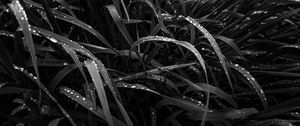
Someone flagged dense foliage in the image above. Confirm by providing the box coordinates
[0,0,300,126]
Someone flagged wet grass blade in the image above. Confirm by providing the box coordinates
[85,60,113,126]
[23,0,114,50]
[131,36,207,77]
[59,86,126,126]
[228,62,268,109]
[183,16,232,90]
[13,65,77,126]
[116,82,160,95]
[9,0,39,79]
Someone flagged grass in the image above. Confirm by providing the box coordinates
[0,0,300,126]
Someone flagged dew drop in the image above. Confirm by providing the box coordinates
[49,37,58,43]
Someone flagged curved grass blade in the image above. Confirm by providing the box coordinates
[59,86,126,126]
[13,65,77,126]
[228,62,268,109]
[9,0,39,79]
[183,16,232,90]
[84,60,113,126]
[131,36,207,77]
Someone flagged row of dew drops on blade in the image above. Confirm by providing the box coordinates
[228,61,268,107]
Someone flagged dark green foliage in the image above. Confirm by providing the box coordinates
[0,0,300,126]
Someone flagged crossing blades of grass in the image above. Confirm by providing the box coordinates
[169,72,237,107]
[59,86,126,126]
[183,16,233,90]
[9,0,39,80]
[131,36,207,78]
[13,65,77,126]
[23,0,114,50]
[228,62,268,109]
[32,26,132,126]
[84,60,113,126]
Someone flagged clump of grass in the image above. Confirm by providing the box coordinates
[0,0,300,126]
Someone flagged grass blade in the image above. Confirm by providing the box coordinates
[131,36,207,77]
[9,0,39,79]
[228,62,268,109]
[85,60,113,126]
[183,16,232,90]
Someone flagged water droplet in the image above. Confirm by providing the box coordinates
[49,37,58,43]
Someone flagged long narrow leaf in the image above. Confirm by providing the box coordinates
[9,0,39,79]
[228,62,268,109]
[183,16,232,90]
[85,60,113,126]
